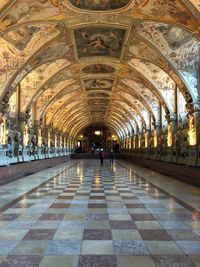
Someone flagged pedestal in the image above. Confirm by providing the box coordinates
[177,149,189,165]
[187,146,198,166]
[197,146,200,167]
[171,149,177,163]
[33,147,39,160]
[0,147,9,166]
[37,147,43,159]
[165,148,173,162]
[18,147,23,163]
[22,147,31,162]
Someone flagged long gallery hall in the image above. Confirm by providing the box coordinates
[0,0,200,266]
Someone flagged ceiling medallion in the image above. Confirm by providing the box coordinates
[68,0,131,11]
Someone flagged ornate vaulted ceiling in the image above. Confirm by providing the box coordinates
[0,0,199,138]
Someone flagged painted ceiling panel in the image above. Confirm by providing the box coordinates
[129,59,176,112]
[1,0,59,29]
[31,41,72,68]
[74,27,126,59]
[0,0,199,136]
[82,64,115,74]
[135,22,200,100]
[68,0,131,10]
[35,84,79,120]
[122,79,159,120]
[136,0,197,27]
[20,59,71,111]
[0,23,61,98]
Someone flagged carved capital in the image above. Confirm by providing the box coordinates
[18,113,26,122]
[165,114,171,124]
[156,120,162,129]
[185,103,194,114]
[170,113,177,122]
[0,102,9,114]
[34,120,41,128]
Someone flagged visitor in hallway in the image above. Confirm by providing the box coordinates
[99,149,104,166]
[110,148,114,165]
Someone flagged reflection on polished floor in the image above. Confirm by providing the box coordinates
[0,159,199,267]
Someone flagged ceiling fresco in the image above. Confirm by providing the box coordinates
[31,42,72,68]
[87,91,110,98]
[121,80,160,120]
[0,0,199,138]
[129,59,176,112]
[1,0,58,28]
[74,27,126,58]
[68,0,131,10]
[84,79,113,91]
[2,25,41,51]
[82,64,115,74]
[135,21,200,99]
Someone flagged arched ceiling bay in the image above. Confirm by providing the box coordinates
[0,0,199,138]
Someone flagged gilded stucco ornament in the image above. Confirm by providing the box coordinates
[0,91,12,114]
[0,0,199,144]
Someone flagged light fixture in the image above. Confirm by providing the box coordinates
[95,130,101,136]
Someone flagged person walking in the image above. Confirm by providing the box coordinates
[99,149,104,166]
[110,148,114,165]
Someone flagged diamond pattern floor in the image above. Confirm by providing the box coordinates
[0,159,199,267]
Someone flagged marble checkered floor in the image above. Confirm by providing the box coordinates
[0,159,200,267]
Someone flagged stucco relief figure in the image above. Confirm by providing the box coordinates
[6,135,14,157]
[69,0,130,10]
[29,135,37,155]
[42,137,47,147]
[180,136,188,158]
[160,134,167,150]
[14,130,22,147]
[174,128,181,156]
[50,139,55,152]
[41,137,48,154]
